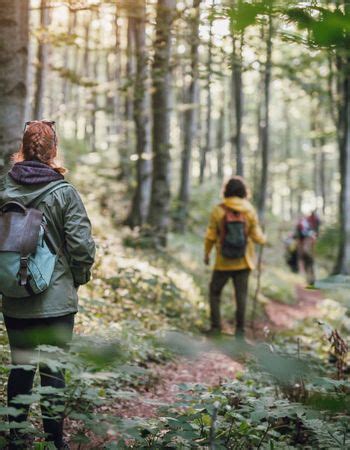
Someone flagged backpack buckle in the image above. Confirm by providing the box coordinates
[19,257,29,286]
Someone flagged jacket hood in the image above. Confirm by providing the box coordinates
[9,161,64,185]
[222,197,255,213]
[0,175,65,207]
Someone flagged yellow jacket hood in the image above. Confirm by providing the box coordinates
[222,197,256,213]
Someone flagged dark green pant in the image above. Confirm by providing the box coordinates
[209,269,250,334]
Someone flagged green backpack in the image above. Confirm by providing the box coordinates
[0,181,68,298]
[220,204,248,259]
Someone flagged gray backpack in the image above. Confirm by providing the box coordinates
[0,181,68,298]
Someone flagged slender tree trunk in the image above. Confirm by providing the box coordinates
[33,0,50,120]
[83,12,91,141]
[118,16,136,180]
[113,8,122,137]
[0,0,29,173]
[230,32,244,176]
[90,12,100,152]
[126,0,152,227]
[334,56,350,274]
[319,137,327,216]
[62,8,76,107]
[147,0,176,246]
[257,12,273,222]
[176,0,201,231]
[199,2,214,184]
[217,106,225,180]
[310,102,320,203]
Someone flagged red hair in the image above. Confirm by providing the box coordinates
[13,121,66,174]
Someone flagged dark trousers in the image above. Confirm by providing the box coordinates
[209,269,250,334]
[4,314,74,449]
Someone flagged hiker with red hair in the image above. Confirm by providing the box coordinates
[0,120,95,449]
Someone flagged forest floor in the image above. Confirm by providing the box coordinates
[62,166,340,448]
[90,285,324,422]
[1,166,347,449]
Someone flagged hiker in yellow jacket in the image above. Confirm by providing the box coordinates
[204,176,266,336]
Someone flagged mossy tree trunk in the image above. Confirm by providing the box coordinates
[176,0,201,232]
[126,0,152,228]
[0,0,29,173]
[147,0,176,246]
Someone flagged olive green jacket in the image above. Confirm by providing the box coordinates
[0,176,96,319]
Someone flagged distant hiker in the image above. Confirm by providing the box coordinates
[296,212,318,286]
[0,120,96,450]
[307,210,321,236]
[204,176,266,337]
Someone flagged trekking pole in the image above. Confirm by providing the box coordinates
[251,243,264,337]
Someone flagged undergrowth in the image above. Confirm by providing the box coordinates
[0,164,349,449]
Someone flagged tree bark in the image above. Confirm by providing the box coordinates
[199,2,213,184]
[126,0,152,228]
[257,12,273,222]
[147,0,176,246]
[118,15,136,180]
[0,0,29,173]
[33,0,50,120]
[62,8,77,107]
[230,32,244,176]
[319,137,327,216]
[334,56,350,274]
[176,0,201,231]
[216,106,225,180]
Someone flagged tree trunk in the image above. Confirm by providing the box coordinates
[199,2,214,184]
[83,12,91,141]
[33,0,50,120]
[319,137,327,216]
[176,0,201,231]
[230,32,244,176]
[147,0,176,246]
[126,0,152,228]
[310,103,320,204]
[334,57,350,274]
[257,12,273,222]
[62,8,77,107]
[0,0,29,173]
[217,106,225,180]
[118,15,136,180]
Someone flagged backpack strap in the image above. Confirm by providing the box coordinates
[29,181,70,256]
[30,180,69,209]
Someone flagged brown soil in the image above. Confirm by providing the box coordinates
[265,285,323,329]
[113,352,243,419]
[66,284,324,448]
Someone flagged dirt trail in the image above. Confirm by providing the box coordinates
[67,284,324,448]
[265,285,323,329]
[109,285,324,420]
[114,353,243,418]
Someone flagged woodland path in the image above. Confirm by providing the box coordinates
[109,285,324,420]
[67,284,324,448]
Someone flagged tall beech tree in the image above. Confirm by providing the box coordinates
[33,0,51,120]
[257,10,273,221]
[199,2,214,184]
[147,0,176,246]
[177,0,201,231]
[230,32,244,176]
[0,0,29,172]
[126,0,152,227]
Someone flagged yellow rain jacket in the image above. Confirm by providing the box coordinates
[204,197,266,271]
